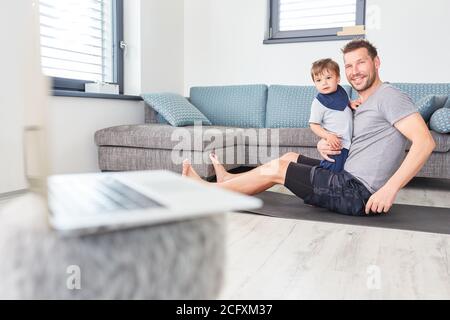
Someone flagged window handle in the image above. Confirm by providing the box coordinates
[120,40,128,54]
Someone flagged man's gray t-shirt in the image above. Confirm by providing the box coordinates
[344,83,418,193]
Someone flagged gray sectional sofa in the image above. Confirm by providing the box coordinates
[95,83,450,180]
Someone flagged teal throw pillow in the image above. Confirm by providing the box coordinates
[443,95,450,109]
[416,95,447,122]
[156,113,169,124]
[141,93,211,127]
[429,108,450,134]
[416,95,437,122]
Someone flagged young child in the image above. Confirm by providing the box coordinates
[309,58,358,173]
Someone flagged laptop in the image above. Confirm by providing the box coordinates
[16,0,262,236]
[46,170,262,236]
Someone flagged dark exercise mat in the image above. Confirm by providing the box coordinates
[241,191,450,235]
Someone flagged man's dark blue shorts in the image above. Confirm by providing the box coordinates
[284,155,372,216]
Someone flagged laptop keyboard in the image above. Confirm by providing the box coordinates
[49,176,164,215]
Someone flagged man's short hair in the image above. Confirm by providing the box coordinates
[342,39,378,59]
[310,58,340,81]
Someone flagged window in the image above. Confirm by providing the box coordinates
[265,0,366,44]
[39,0,124,93]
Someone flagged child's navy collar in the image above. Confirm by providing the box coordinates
[316,85,349,111]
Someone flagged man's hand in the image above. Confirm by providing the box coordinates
[326,133,341,150]
[317,139,341,162]
[365,185,398,214]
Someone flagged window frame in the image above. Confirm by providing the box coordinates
[47,0,124,94]
[264,0,366,44]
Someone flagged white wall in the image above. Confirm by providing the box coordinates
[0,13,27,193]
[0,0,42,193]
[184,0,450,93]
[140,0,184,94]
[366,0,450,83]
[123,0,142,95]
[123,0,184,95]
[47,97,144,174]
[48,0,184,174]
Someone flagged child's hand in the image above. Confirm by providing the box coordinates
[326,133,341,150]
[349,99,362,110]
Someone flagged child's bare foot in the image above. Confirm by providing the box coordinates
[182,159,204,182]
[209,152,233,183]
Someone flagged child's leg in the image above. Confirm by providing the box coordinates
[319,148,349,173]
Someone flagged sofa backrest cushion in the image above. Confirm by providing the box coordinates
[189,84,268,128]
[389,83,450,104]
[351,82,450,102]
[265,85,352,128]
[350,83,449,122]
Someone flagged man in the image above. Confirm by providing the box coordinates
[182,39,435,216]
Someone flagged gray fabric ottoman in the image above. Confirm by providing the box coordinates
[0,194,225,299]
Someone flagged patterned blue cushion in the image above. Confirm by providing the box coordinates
[443,96,450,109]
[390,83,450,104]
[156,113,169,124]
[429,108,450,133]
[265,85,352,128]
[154,97,194,124]
[141,93,211,127]
[416,95,447,122]
[265,85,317,128]
[350,87,358,100]
[350,83,450,102]
[189,85,267,128]
[342,85,353,98]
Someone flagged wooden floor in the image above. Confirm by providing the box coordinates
[1,179,449,299]
[218,179,450,300]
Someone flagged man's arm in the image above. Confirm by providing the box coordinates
[365,113,436,214]
[317,139,342,162]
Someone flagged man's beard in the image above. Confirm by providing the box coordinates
[351,70,376,93]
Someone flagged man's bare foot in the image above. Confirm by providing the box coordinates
[182,159,204,182]
[209,152,233,183]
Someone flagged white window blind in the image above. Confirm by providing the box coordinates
[279,0,357,32]
[39,0,114,82]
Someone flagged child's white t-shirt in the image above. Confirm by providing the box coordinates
[309,98,353,149]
